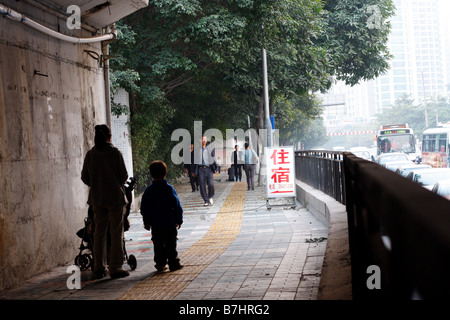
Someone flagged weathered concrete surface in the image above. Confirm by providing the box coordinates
[0,0,108,291]
[295,179,352,300]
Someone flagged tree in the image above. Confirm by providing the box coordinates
[319,0,394,86]
[274,93,327,147]
[110,0,395,189]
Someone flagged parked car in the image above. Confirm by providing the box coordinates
[395,164,431,177]
[377,152,410,166]
[384,161,414,172]
[431,179,450,200]
[349,147,371,160]
[406,168,450,189]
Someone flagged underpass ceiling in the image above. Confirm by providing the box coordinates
[31,0,148,28]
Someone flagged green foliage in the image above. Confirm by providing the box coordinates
[109,0,395,190]
[320,0,395,86]
[275,93,327,147]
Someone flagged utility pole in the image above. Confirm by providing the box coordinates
[258,48,272,188]
[262,48,272,147]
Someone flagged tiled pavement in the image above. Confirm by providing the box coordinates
[0,172,328,301]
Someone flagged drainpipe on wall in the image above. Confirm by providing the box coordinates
[102,25,113,128]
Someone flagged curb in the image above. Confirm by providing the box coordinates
[295,179,352,300]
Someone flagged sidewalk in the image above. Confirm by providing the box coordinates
[0,172,328,301]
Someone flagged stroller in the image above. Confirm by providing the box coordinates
[74,177,137,272]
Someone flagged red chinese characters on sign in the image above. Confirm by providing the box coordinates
[265,147,296,198]
[270,149,291,183]
[271,167,290,183]
[270,148,290,165]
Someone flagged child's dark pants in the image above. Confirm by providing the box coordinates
[151,228,181,269]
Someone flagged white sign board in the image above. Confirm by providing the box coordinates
[265,146,296,199]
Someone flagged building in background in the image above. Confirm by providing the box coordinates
[321,0,450,135]
[321,81,377,132]
[376,0,447,108]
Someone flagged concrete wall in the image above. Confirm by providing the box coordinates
[295,178,352,300]
[0,0,108,291]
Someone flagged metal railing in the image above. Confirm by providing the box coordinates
[296,150,450,299]
[295,150,345,204]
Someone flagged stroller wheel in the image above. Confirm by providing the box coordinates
[83,254,93,269]
[127,254,137,270]
[75,254,92,270]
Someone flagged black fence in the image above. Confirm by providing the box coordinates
[295,150,450,299]
[294,150,345,204]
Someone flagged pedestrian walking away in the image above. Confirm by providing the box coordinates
[81,124,130,280]
[231,144,243,182]
[194,135,217,206]
[140,160,184,272]
[184,143,199,192]
[243,142,259,191]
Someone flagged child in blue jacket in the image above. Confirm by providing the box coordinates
[140,160,183,272]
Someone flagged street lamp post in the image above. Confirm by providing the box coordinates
[262,48,272,148]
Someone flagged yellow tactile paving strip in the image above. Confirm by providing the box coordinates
[118,182,247,300]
